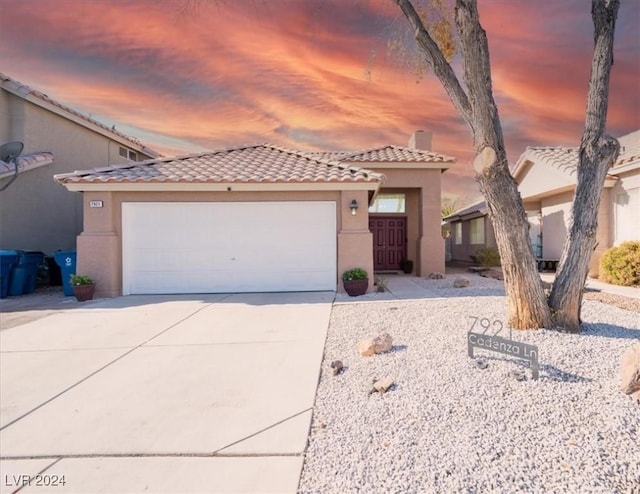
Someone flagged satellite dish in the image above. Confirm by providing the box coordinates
[0,141,24,162]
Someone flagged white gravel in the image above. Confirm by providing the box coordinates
[298,276,640,493]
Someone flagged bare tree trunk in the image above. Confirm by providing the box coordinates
[396,0,551,329]
[549,0,620,333]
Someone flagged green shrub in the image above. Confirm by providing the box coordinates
[70,274,94,286]
[342,268,368,281]
[599,241,640,286]
[474,247,501,267]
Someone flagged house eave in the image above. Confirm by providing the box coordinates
[609,161,640,176]
[353,162,451,172]
[58,181,382,193]
[2,84,159,158]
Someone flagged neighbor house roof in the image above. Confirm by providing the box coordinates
[1,73,160,159]
[442,199,487,223]
[305,145,455,170]
[55,144,383,192]
[512,129,640,182]
[0,152,55,180]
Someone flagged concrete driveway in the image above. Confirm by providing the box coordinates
[0,292,333,493]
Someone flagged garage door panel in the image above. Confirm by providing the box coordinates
[122,202,336,294]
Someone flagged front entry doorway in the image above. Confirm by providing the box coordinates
[369,216,407,270]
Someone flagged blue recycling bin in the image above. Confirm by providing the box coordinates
[54,250,77,296]
[8,251,45,296]
[0,250,19,298]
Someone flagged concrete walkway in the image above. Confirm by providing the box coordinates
[0,292,333,493]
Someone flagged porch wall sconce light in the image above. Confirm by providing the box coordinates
[350,199,359,216]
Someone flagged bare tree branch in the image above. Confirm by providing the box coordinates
[394,0,473,129]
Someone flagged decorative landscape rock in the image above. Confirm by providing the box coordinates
[453,277,470,288]
[331,360,344,376]
[357,333,393,356]
[510,369,527,381]
[474,358,489,370]
[620,343,640,397]
[373,377,394,394]
[429,272,445,279]
[480,269,504,281]
[356,339,376,357]
[372,333,393,354]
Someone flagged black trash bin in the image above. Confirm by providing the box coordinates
[45,255,62,286]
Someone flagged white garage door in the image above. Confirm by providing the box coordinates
[122,202,336,294]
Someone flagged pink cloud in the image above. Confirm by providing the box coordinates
[0,0,637,200]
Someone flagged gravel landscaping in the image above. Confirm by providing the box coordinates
[299,276,640,493]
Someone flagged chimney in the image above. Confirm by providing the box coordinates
[409,130,432,150]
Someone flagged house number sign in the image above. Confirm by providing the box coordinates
[89,200,103,208]
[467,316,540,380]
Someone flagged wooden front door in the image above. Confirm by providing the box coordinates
[369,216,407,270]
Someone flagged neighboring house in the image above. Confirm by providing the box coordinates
[55,131,455,296]
[442,199,498,263]
[443,130,640,275]
[514,129,640,276]
[0,73,159,255]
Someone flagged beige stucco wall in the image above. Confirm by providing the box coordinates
[0,91,155,254]
[77,189,375,297]
[608,170,640,245]
[517,161,575,200]
[539,191,573,260]
[448,215,497,262]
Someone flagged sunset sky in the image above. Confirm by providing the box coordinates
[1,0,638,201]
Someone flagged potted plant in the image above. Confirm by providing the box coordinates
[342,268,368,297]
[69,274,96,301]
[400,259,414,274]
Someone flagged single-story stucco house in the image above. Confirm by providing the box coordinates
[54,131,455,296]
[0,73,159,255]
[441,199,498,263]
[443,129,640,275]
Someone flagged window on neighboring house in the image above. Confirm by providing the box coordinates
[470,217,485,244]
[368,193,406,213]
[454,222,462,245]
[119,147,138,161]
[615,188,639,244]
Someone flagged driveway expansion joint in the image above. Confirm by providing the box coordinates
[0,302,216,431]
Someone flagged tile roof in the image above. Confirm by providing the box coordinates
[55,144,383,185]
[306,146,455,164]
[442,200,487,222]
[616,129,640,167]
[1,73,160,158]
[0,152,55,180]
[514,129,639,178]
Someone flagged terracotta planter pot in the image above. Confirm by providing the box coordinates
[72,283,95,302]
[343,278,368,297]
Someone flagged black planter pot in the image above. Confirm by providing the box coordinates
[400,260,414,274]
[343,278,368,297]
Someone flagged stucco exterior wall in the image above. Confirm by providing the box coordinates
[609,170,640,245]
[540,191,573,260]
[517,161,575,199]
[0,92,154,254]
[76,189,374,297]
[448,215,497,262]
